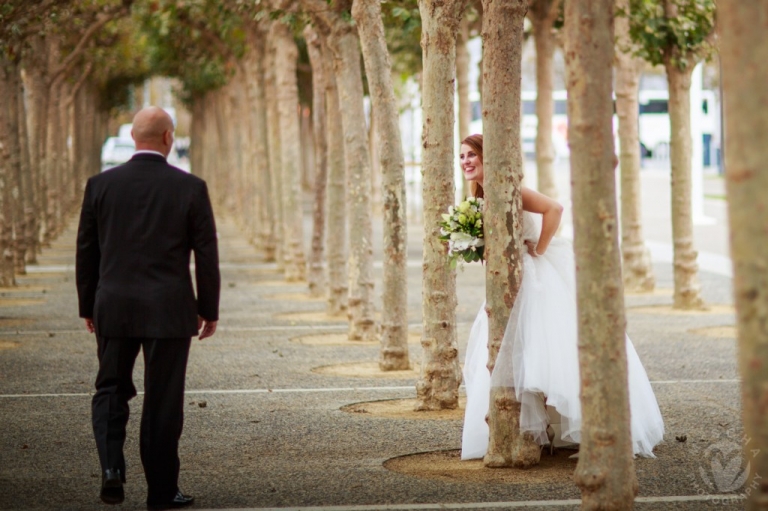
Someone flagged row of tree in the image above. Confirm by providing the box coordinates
[3,0,766,508]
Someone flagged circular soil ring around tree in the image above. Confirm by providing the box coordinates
[267,292,326,302]
[628,304,734,316]
[384,449,578,484]
[689,325,737,339]
[0,340,20,350]
[293,331,422,347]
[0,299,46,307]
[0,318,34,327]
[312,361,419,379]
[341,397,465,420]
[624,287,673,297]
[0,286,48,294]
[274,311,349,323]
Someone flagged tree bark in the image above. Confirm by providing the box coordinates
[304,25,329,297]
[565,1,638,508]
[272,22,307,282]
[265,29,285,269]
[480,0,537,468]
[456,16,472,199]
[0,58,20,286]
[615,0,654,293]
[719,2,768,508]
[16,63,35,273]
[528,0,560,199]
[665,62,705,309]
[353,0,410,370]
[414,0,465,410]
[21,38,47,262]
[244,24,276,261]
[322,38,348,316]
[305,5,378,341]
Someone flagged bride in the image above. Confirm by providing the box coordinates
[459,134,664,460]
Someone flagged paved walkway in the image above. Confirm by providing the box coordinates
[0,200,747,510]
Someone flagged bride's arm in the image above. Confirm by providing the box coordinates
[522,187,563,255]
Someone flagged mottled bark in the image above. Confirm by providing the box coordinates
[665,63,705,309]
[615,0,654,293]
[719,3,768,508]
[304,25,329,297]
[265,31,285,268]
[16,65,35,273]
[456,16,472,199]
[14,61,35,275]
[244,25,276,261]
[303,5,377,340]
[272,22,306,282]
[565,1,638,508]
[528,0,560,199]
[353,0,410,370]
[0,59,19,286]
[333,30,377,341]
[323,42,348,316]
[414,0,464,410]
[481,0,535,468]
[21,40,47,262]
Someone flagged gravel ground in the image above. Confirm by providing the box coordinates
[0,208,746,511]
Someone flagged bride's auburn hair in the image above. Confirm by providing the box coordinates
[461,134,484,199]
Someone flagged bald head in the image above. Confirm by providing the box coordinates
[131,106,174,157]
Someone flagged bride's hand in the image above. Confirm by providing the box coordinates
[525,240,539,257]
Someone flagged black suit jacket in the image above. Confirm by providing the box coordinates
[76,153,220,338]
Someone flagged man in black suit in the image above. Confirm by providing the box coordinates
[76,107,220,510]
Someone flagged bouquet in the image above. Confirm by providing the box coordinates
[439,197,484,268]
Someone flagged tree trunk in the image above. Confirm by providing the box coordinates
[565,1,638,508]
[304,25,329,297]
[272,22,306,282]
[16,64,35,273]
[481,0,537,468]
[456,16,472,199]
[43,78,63,244]
[719,3,768,508]
[665,63,705,309]
[22,35,48,261]
[529,0,560,199]
[265,30,285,269]
[244,24,276,261]
[414,0,464,410]
[615,0,654,293]
[323,39,348,316]
[325,26,377,341]
[0,58,20,286]
[190,95,205,178]
[353,0,410,370]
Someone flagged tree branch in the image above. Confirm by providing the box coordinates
[49,5,128,85]
[65,62,93,109]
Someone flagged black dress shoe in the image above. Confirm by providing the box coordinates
[147,490,194,510]
[100,469,124,505]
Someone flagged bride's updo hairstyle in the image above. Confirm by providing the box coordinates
[461,134,484,199]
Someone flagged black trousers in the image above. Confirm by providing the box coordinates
[92,336,191,504]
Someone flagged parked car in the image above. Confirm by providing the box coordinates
[101,136,135,171]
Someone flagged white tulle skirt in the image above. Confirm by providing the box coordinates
[461,235,665,460]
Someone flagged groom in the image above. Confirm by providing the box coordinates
[76,106,220,509]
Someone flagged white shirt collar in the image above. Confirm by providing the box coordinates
[133,150,166,158]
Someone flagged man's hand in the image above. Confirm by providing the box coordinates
[84,318,95,333]
[197,316,217,340]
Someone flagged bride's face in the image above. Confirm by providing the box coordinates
[460,144,484,184]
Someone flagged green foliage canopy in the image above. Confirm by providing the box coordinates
[624,0,716,71]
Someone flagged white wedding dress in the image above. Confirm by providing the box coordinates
[461,212,665,460]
